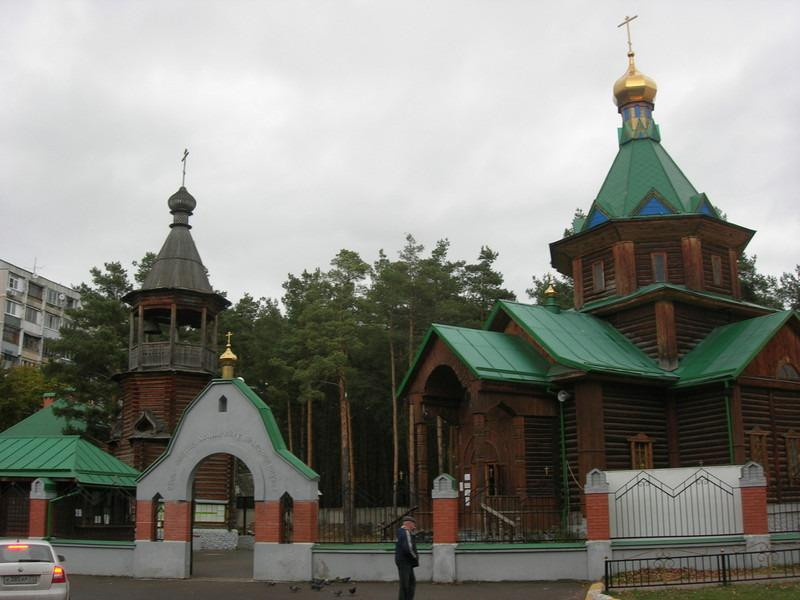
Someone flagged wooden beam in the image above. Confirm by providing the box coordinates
[572,257,584,309]
[681,236,703,290]
[655,300,678,370]
[666,394,680,467]
[730,384,746,463]
[574,381,606,492]
[612,241,637,295]
[729,248,742,299]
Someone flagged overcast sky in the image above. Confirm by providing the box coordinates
[2,1,799,306]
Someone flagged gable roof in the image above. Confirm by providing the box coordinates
[396,324,551,397]
[0,399,84,437]
[673,310,798,388]
[139,378,318,481]
[0,436,139,487]
[582,136,718,231]
[489,301,676,381]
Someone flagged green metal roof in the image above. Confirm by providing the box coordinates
[0,436,139,487]
[582,135,718,231]
[140,378,318,481]
[673,311,797,388]
[0,399,84,437]
[396,325,551,397]
[580,283,775,314]
[488,301,676,381]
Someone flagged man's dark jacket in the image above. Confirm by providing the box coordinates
[394,526,418,567]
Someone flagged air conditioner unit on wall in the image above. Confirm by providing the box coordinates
[7,289,19,298]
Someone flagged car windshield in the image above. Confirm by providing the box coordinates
[0,544,54,563]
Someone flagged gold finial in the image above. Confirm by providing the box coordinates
[613,15,657,108]
[219,331,238,379]
[544,284,558,297]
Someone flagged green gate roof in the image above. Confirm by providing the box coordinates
[0,436,139,487]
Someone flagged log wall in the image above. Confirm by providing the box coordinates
[602,384,669,470]
[675,386,730,467]
[702,242,733,295]
[603,305,658,359]
[741,385,800,503]
[635,240,685,286]
[581,248,615,303]
[674,302,733,358]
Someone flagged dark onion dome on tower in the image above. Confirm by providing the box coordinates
[134,186,220,296]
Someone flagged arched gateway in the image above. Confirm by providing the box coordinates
[134,376,319,580]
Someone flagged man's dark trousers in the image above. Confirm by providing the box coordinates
[397,562,416,600]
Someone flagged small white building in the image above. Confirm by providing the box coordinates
[0,259,81,368]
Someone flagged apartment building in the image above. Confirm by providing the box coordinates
[1,259,81,368]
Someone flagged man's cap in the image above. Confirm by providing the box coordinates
[401,515,416,524]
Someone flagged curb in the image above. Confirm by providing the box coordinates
[585,581,619,600]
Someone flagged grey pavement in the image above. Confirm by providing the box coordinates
[70,576,589,600]
[69,550,589,599]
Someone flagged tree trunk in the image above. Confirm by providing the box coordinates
[390,331,399,509]
[307,397,313,469]
[338,374,352,543]
[287,398,293,454]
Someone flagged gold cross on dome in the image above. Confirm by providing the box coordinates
[181,148,189,186]
[225,331,233,346]
[617,15,638,54]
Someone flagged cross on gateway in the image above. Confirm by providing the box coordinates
[225,331,233,346]
[618,15,638,55]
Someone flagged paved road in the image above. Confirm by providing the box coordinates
[71,576,589,600]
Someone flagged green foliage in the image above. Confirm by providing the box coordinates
[43,261,138,441]
[526,273,574,308]
[738,254,782,309]
[778,264,800,310]
[0,366,49,431]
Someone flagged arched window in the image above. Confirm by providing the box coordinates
[777,363,800,380]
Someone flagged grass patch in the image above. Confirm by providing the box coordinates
[615,582,800,599]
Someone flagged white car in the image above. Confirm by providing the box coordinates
[0,540,69,599]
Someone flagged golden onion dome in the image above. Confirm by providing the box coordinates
[613,52,657,107]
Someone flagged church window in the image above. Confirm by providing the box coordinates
[628,433,654,469]
[785,431,800,486]
[651,252,668,282]
[218,395,228,412]
[748,427,769,478]
[592,260,605,292]
[777,363,800,380]
[711,255,723,286]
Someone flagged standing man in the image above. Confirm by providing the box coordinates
[395,515,418,600]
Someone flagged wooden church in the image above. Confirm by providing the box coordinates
[398,43,800,523]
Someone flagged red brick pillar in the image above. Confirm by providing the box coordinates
[739,461,768,536]
[135,500,157,541]
[584,469,611,580]
[293,500,319,543]
[585,469,610,541]
[431,473,458,583]
[254,500,280,543]
[163,501,192,542]
[28,478,56,538]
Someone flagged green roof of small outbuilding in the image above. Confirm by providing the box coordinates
[0,436,139,487]
[0,399,84,437]
[673,310,798,387]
